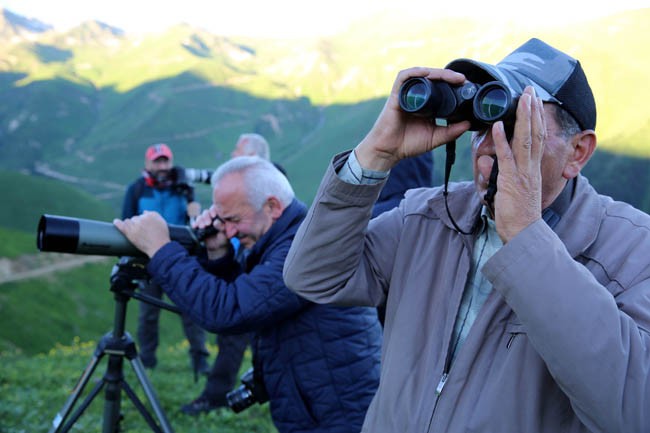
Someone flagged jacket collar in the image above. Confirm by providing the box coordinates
[427,175,602,258]
[551,175,602,258]
[246,198,307,264]
[428,182,483,235]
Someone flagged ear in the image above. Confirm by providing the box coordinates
[265,196,285,220]
[563,130,597,179]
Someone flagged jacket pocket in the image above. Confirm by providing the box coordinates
[284,367,318,427]
[505,321,527,349]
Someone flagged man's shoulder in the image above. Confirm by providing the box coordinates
[573,175,650,232]
[126,177,147,191]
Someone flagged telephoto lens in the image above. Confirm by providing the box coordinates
[226,368,258,413]
[184,168,213,185]
[226,385,256,413]
[226,367,269,413]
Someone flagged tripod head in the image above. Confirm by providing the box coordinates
[109,257,181,315]
[110,257,149,293]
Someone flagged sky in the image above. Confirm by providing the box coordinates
[1,0,648,38]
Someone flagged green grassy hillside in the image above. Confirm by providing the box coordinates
[1,170,116,233]
[0,227,35,258]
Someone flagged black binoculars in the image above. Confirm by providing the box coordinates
[398,78,517,130]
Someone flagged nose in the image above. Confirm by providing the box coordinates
[224,221,238,239]
[472,129,495,153]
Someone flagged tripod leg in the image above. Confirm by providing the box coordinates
[48,351,104,433]
[57,381,105,433]
[102,354,125,433]
[129,357,175,433]
[121,377,166,433]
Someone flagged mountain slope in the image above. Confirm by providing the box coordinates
[0,8,648,214]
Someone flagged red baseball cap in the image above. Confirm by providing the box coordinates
[145,143,173,161]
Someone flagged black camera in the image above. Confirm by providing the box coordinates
[183,168,214,185]
[226,367,269,413]
[398,78,517,130]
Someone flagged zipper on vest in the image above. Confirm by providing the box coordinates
[427,370,449,432]
[435,372,449,395]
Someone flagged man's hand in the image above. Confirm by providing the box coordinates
[193,206,230,260]
[354,67,472,172]
[492,86,545,243]
[113,211,171,258]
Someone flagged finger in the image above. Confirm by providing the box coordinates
[113,219,125,232]
[530,94,546,164]
[510,89,534,170]
[433,120,472,146]
[493,120,514,177]
[194,214,207,228]
[393,67,466,97]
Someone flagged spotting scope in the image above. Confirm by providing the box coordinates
[37,214,213,257]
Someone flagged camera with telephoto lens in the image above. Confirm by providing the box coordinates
[398,78,518,130]
[226,367,269,413]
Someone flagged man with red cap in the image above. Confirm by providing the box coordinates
[122,143,209,376]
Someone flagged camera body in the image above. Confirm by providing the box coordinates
[226,367,269,413]
[398,77,517,130]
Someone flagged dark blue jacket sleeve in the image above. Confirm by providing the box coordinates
[146,241,308,334]
[121,182,139,219]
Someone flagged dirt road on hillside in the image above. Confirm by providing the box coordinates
[0,255,111,285]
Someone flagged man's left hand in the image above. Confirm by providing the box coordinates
[113,211,171,258]
[493,86,545,243]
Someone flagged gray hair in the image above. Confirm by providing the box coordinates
[211,156,294,209]
[551,104,582,138]
[238,133,270,160]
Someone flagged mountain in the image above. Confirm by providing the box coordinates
[0,7,649,218]
[0,8,52,39]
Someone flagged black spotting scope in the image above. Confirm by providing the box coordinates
[398,78,518,130]
[37,214,213,257]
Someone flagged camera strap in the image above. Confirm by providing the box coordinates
[443,140,500,234]
[443,140,471,235]
[483,158,499,217]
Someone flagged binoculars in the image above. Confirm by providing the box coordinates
[398,78,517,130]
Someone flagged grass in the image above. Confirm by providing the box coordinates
[0,227,36,259]
[1,340,275,433]
[0,253,276,432]
[0,170,117,234]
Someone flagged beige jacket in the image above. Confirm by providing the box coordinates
[284,152,650,433]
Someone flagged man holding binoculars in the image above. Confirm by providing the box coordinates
[283,38,650,432]
[114,156,381,433]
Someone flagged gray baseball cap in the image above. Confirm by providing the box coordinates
[446,38,596,131]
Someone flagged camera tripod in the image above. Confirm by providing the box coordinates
[48,258,182,433]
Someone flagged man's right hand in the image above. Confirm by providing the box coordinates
[355,67,472,172]
[193,207,230,260]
